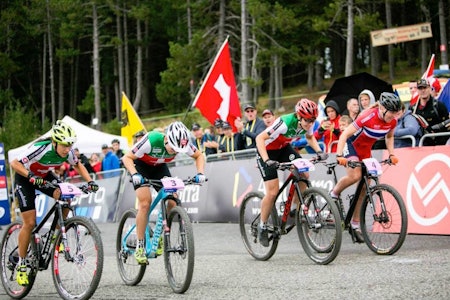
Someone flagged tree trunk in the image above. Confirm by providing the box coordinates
[344,0,354,76]
[134,19,142,110]
[438,0,448,65]
[123,9,130,97]
[240,0,250,105]
[116,0,125,105]
[315,48,324,90]
[46,0,56,123]
[92,3,101,129]
[58,55,64,119]
[41,34,47,126]
[385,0,395,80]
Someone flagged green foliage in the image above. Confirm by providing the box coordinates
[101,118,122,135]
[78,85,105,114]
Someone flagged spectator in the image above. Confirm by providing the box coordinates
[314,100,341,153]
[410,78,449,146]
[203,119,224,155]
[262,109,275,127]
[190,123,206,154]
[203,125,218,156]
[219,121,242,153]
[101,144,120,177]
[133,130,146,143]
[394,102,422,148]
[291,120,324,154]
[342,98,360,121]
[409,80,418,99]
[339,115,352,132]
[74,148,95,174]
[358,89,376,111]
[111,138,125,167]
[234,104,266,149]
[90,153,102,173]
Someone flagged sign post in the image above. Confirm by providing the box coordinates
[0,142,12,225]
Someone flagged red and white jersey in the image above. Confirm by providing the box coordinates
[348,107,397,158]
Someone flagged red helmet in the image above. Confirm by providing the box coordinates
[295,98,318,119]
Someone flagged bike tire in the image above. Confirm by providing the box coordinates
[164,205,195,294]
[116,209,146,285]
[51,216,104,300]
[239,192,279,261]
[0,222,37,299]
[360,184,408,255]
[296,187,342,265]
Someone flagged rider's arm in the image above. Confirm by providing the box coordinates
[255,131,270,162]
[335,125,357,156]
[122,151,139,175]
[384,129,395,156]
[191,148,205,174]
[73,161,94,182]
[10,159,30,177]
[305,134,323,153]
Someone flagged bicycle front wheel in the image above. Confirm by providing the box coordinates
[116,209,146,285]
[296,187,342,265]
[164,205,195,294]
[51,216,104,300]
[0,222,37,299]
[360,184,408,255]
[239,192,279,261]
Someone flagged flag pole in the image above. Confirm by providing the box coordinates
[182,36,230,122]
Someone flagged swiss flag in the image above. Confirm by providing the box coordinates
[410,54,437,106]
[192,39,241,131]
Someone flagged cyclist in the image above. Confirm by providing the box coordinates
[255,98,328,247]
[330,92,401,242]
[10,120,99,286]
[121,121,207,264]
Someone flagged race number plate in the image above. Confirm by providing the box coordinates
[161,177,185,192]
[362,158,382,176]
[59,182,83,197]
[292,158,315,172]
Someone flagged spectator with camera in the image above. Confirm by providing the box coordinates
[410,78,449,146]
[314,100,341,153]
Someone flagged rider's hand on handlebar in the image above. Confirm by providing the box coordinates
[193,173,207,183]
[131,173,145,188]
[264,159,279,169]
[336,155,347,166]
[389,154,399,165]
[317,151,328,161]
[88,181,99,192]
[28,172,44,187]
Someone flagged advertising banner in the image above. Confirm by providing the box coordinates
[0,142,12,225]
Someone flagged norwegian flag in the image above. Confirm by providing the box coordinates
[192,38,241,131]
[410,54,438,106]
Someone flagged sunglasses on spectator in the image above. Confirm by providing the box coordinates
[245,109,255,113]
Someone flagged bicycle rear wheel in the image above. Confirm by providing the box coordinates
[239,192,279,261]
[360,184,408,255]
[116,209,146,285]
[0,222,37,299]
[296,187,342,265]
[52,216,104,300]
[164,205,195,294]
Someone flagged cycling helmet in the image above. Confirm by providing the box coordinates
[51,120,77,145]
[295,98,318,119]
[166,121,190,153]
[379,92,401,112]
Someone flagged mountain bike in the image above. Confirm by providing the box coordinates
[239,157,342,265]
[325,157,408,255]
[0,181,104,300]
[116,177,198,294]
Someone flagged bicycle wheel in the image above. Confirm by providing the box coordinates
[0,222,37,299]
[51,216,104,300]
[164,205,194,294]
[239,192,279,261]
[116,209,146,285]
[360,184,408,255]
[296,187,342,265]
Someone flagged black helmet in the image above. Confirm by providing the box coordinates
[379,92,401,112]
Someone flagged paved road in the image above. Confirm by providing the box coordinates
[1,222,450,300]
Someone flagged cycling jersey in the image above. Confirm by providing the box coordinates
[264,113,313,150]
[347,107,397,159]
[132,131,197,165]
[16,140,78,176]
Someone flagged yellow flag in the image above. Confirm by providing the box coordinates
[121,92,146,147]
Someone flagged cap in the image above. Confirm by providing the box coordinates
[244,104,256,111]
[101,144,108,149]
[133,130,146,138]
[417,78,429,88]
[191,123,201,131]
[262,109,273,116]
[214,118,223,128]
[111,138,120,144]
[222,121,232,130]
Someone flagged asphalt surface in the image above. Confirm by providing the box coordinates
[1,222,450,300]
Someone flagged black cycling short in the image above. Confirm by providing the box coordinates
[15,172,60,212]
[133,159,171,191]
[256,144,301,181]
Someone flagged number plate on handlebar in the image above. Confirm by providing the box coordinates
[292,158,315,172]
[161,177,185,192]
[59,182,83,197]
[362,158,382,176]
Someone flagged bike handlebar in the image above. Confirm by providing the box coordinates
[277,156,323,171]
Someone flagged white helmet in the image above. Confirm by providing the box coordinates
[166,121,190,153]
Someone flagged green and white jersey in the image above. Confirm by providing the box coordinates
[264,113,313,150]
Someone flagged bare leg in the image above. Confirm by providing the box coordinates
[18,210,36,258]
[135,187,152,240]
[260,178,279,223]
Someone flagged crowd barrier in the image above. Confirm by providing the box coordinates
[4,135,450,235]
